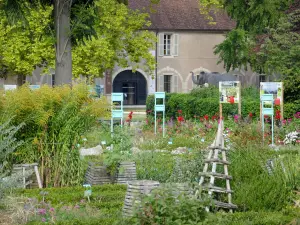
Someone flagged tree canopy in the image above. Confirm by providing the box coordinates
[0,0,156,81]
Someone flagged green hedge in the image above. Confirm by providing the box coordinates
[16,184,126,210]
[146,87,299,119]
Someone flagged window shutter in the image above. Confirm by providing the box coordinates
[159,75,164,92]
[172,75,178,93]
[158,33,164,57]
[172,34,179,56]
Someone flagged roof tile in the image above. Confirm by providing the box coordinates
[129,0,235,31]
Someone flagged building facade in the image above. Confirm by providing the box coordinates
[102,0,268,105]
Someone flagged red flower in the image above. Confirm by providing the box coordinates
[204,115,209,121]
[177,116,184,123]
[275,110,281,120]
[228,96,235,104]
[249,112,253,118]
[212,115,217,121]
[128,112,133,120]
[178,110,182,114]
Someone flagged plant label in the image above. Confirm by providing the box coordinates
[84,190,92,197]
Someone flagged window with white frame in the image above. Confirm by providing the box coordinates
[164,75,172,93]
[158,74,178,93]
[159,33,179,57]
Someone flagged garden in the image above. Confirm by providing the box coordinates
[0,84,299,225]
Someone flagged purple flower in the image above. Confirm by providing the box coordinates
[74,205,80,209]
[49,207,55,212]
[38,208,46,215]
[42,218,46,222]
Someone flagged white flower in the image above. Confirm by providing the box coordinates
[283,131,299,145]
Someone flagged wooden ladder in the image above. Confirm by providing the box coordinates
[198,120,237,212]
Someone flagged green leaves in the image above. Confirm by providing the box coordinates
[0,119,24,177]
[0,0,155,79]
[73,0,155,78]
[214,29,254,72]
[0,4,54,76]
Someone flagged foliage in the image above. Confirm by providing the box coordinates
[147,86,299,119]
[204,210,299,225]
[128,185,208,225]
[212,0,300,103]
[0,119,24,176]
[72,0,156,78]
[15,184,126,208]
[167,150,204,183]
[0,0,155,80]
[0,3,54,77]
[103,126,133,175]
[214,29,254,72]
[199,0,291,30]
[134,152,175,182]
[7,184,126,224]
[0,84,110,187]
[229,144,299,211]
[146,87,261,119]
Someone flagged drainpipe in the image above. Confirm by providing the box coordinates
[155,30,158,92]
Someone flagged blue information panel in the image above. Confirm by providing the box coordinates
[261,94,274,145]
[111,93,124,135]
[154,92,166,137]
[29,85,40,90]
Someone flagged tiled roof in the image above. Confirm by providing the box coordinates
[129,0,235,31]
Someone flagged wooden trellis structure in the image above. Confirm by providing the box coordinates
[198,121,237,212]
[12,163,42,189]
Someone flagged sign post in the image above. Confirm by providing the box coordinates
[261,94,274,145]
[111,93,124,135]
[260,82,284,121]
[219,81,241,119]
[29,85,40,90]
[154,92,165,137]
[4,85,17,91]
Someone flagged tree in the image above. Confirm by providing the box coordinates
[209,0,300,102]
[72,0,156,78]
[0,0,157,85]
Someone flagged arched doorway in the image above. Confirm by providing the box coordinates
[113,70,147,105]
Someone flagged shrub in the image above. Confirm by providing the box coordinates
[0,84,110,187]
[128,185,208,225]
[229,145,298,211]
[146,86,298,120]
[15,184,127,207]
[10,184,126,224]
[134,152,175,183]
[0,120,24,199]
[204,210,299,225]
